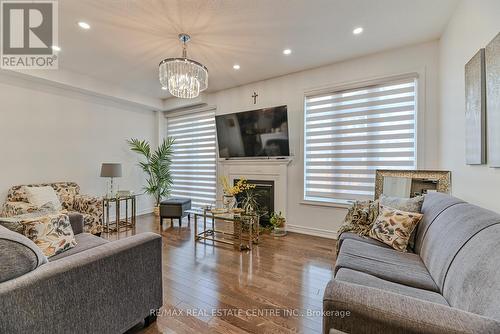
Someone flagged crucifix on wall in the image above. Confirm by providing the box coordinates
[251,92,258,104]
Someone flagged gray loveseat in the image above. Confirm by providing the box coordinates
[324,192,500,333]
[0,214,163,334]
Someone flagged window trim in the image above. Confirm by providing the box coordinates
[301,72,421,207]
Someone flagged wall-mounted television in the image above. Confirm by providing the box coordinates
[216,105,290,158]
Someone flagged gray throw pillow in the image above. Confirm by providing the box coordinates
[0,225,48,282]
[379,194,424,212]
[379,194,424,251]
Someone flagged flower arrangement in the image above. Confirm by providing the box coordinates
[220,176,255,196]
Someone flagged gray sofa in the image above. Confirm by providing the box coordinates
[324,192,500,334]
[0,213,163,334]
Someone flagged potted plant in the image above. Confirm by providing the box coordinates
[128,137,174,216]
[270,211,287,236]
[240,188,260,214]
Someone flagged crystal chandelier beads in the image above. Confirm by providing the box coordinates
[159,34,208,99]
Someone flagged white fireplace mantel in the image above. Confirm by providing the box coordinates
[217,158,292,217]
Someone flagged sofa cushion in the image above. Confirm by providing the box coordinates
[0,202,61,234]
[442,223,500,321]
[379,194,424,212]
[369,205,423,251]
[335,268,448,305]
[414,192,464,253]
[335,239,439,292]
[0,225,48,282]
[21,213,77,258]
[379,194,424,250]
[338,232,392,251]
[23,185,62,210]
[419,202,500,291]
[50,233,109,261]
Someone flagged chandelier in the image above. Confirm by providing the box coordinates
[159,33,208,99]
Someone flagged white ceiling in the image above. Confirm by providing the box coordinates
[58,0,459,100]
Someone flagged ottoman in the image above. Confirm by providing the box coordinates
[159,198,192,227]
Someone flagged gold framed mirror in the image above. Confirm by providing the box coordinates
[374,170,451,200]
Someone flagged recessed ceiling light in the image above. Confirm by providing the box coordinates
[78,21,91,30]
[161,86,168,90]
[51,45,61,52]
[283,49,292,55]
[233,64,240,70]
[353,27,363,35]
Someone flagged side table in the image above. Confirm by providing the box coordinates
[102,195,137,234]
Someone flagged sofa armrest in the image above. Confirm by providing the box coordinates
[1,201,38,217]
[0,232,163,334]
[323,279,500,334]
[67,212,84,234]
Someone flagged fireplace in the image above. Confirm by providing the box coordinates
[234,179,274,226]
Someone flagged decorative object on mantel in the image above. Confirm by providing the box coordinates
[486,32,500,167]
[128,137,175,216]
[270,211,286,237]
[100,163,122,197]
[159,33,208,99]
[464,48,487,165]
[374,170,451,200]
[219,176,255,211]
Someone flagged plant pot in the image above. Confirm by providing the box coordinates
[271,227,287,237]
[153,206,160,216]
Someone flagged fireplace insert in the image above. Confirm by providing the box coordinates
[234,179,274,226]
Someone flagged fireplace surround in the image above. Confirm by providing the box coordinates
[218,158,291,225]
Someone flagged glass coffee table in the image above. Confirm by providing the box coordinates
[187,208,259,251]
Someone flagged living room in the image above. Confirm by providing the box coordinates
[0,0,499,333]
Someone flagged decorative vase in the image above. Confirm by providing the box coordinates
[153,206,160,216]
[271,217,287,237]
[223,195,236,210]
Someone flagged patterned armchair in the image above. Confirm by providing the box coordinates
[1,182,103,234]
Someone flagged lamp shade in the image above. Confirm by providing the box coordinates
[100,163,122,178]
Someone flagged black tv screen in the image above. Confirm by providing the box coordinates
[216,105,290,158]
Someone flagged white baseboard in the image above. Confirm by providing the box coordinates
[137,207,154,216]
[286,224,338,239]
[106,207,153,221]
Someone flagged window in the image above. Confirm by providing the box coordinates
[304,76,417,204]
[167,109,217,207]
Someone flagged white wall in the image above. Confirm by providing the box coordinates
[0,73,157,215]
[200,41,441,237]
[439,0,500,212]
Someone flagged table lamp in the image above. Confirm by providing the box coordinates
[100,163,122,197]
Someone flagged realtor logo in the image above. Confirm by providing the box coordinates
[1,0,58,69]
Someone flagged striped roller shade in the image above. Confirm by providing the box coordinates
[304,76,417,204]
[167,109,217,207]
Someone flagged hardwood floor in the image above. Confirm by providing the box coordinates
[107,214,336,334]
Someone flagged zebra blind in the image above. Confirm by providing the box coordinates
[304,77,417,203]
[167,109,217,207]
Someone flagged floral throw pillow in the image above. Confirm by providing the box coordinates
[369,205,423,252]
[20,213,77,258]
